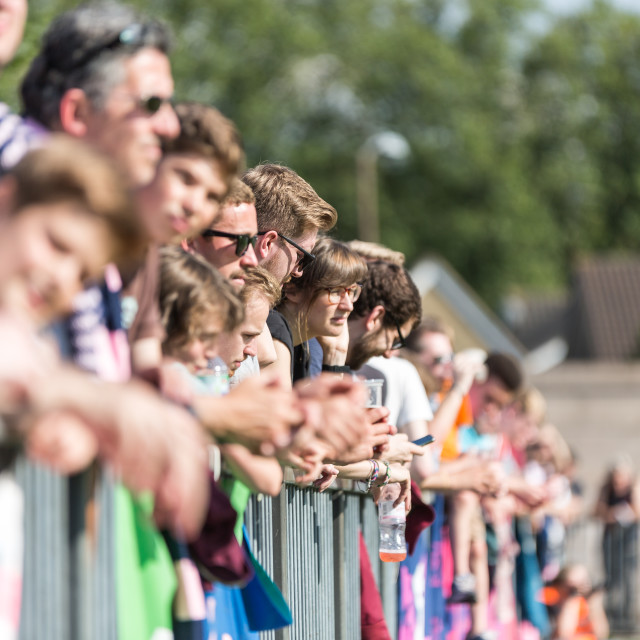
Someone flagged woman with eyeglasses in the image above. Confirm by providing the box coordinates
[274,236,367,383]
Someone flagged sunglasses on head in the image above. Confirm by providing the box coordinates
[58,23,149,72]
[257,231,316,271]
[201,230,258,257]
[52,23,173,117]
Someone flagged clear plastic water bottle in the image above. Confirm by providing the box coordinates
[198,357,229,478]
[377,483,407,562]
[197,356,230,397]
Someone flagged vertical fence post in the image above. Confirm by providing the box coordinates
[68,471,91,640]
[332,490,348,639]
[272,485,289,640]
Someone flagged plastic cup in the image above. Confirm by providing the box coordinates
[363,379,384,408]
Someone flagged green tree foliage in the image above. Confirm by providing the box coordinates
[523,1,640,263]
[2,0,640,307]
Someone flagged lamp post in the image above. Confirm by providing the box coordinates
[356,131,410,243]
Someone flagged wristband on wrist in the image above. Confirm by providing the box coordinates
[321,364,351,374]
[366,459,379,491]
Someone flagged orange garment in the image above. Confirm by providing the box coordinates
[438,383,473,461]
[540,586,596,640]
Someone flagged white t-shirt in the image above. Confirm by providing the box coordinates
[357,355,433,430]
[230,355,260,386]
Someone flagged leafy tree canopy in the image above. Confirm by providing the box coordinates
[4,0,640,307]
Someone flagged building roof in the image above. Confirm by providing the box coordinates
[410,255,527,359]
[570,255,640,360]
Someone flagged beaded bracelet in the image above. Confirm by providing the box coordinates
[378,461,391,487]
[366,459,379,491]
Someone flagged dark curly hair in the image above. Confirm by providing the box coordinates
[485,352,524,393]
[352,260,422,329]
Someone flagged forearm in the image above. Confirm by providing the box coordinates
[221,443,283,496]
[420,466,480,493]
[410,452,433,485]
[428,385,465,443]
[335,460,406,484]
[28,367,131,430]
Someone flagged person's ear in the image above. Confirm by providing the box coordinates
[365,305,385,332]
[282,282,303,303]
[59,88,92,138]
[255,229,277,261]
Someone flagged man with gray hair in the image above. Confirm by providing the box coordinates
[21,1,179,187]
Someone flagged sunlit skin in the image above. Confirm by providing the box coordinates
[347,314,415,371]
[0,202,113,326]
[281,285,359,345]
[137,153,228,244]
[0,0,27,69]
[415,331,455,388]
[190,201,259,288]
[257,228,317,284]
[79,48,180,188]
[166,318,226,375]
[304,288,356,339]
[217,294,270,374]
[468,377,513,434]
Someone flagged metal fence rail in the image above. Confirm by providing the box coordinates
[19,458,640,640]
[16,460,117,640]
[16,461,394,640]
[245,482,397,640]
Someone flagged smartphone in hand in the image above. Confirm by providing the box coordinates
[412,435,435,446]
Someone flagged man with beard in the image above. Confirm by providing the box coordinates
[346,260,422,371]
[191,174,376,465]
[242,163,338,385]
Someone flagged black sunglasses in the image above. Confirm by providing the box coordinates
[389,316,407,351]
[137,95,173,115]
[432,353,454,366]
[201,230,258,257]
[257,231,316,271]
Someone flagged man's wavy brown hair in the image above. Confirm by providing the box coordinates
[242,164,337,238]
[352,260,422,329]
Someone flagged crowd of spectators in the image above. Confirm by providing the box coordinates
[0,2,633,640]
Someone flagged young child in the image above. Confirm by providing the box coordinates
[448,353,523,640]
[159,253,287,638]
[0,135,146,640]
[159,245,243,395]
[541,564,608,640]
[129,101,245,380]
[0,135,145,456]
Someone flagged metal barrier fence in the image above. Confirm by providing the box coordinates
[16,460,117,640]
[17,456,640,640]
[16,461,396,640]
[565,518,640,634]
[244,481,398,640]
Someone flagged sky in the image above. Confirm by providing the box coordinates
[545,0,640,14]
